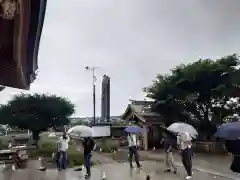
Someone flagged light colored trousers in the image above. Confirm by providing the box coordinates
[165,152,177,170]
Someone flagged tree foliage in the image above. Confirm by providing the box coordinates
[0,94,75,139]
[144,54,240,136]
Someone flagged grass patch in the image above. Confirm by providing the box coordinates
[29,136,87,167]
[0,133,95,167]
[95,138,120,153]
[0,134,30,149]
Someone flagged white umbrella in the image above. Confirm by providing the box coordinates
[167,122,198,139]
[67,125,92,137]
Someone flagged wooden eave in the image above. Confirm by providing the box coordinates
[121,104,133,120]
[0,0,47,89]
[121,104,146,123]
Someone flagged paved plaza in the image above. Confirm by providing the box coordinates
[0,160,239,180]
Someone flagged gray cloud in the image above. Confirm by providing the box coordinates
[1,0,240,117]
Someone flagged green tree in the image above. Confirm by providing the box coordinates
[144,54,240,138]
[0,94,75,145]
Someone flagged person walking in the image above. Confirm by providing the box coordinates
[57,131,70,170]
[56,142,61,170]
[225,140,240,173]
[177,132,193,180]
[82,137,95,179]
[127,132,141,168]
[163,136,177,174]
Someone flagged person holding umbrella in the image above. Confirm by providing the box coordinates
[127,132,141,168]
[215,121,240,173]
[177,132,193,179]
[82,136,95,178]
[125,125,143,168]
[225,139,240,173]
[68,125,95,178]
[167,122,197,180]
[68,125,96,178]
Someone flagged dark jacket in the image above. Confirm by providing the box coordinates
[225,140,240,155]
[83,137,95,155]
[164,137,177,152]
[231,155,240,173]
[225,140,240,173]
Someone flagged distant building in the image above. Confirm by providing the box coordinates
[101,75,110,122]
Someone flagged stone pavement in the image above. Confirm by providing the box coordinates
[137,150,239,179]
[89,161,237,180]
[0,160,43,180]
[0,161,239,180]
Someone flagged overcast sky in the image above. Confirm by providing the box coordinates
[1,0,240,117]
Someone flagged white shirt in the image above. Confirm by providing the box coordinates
[177,132,192,150]
[58,136,70,151]
[128,134,138,147]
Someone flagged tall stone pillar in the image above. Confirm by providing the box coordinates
[143,125,148,150]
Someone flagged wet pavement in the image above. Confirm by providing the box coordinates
[0,161,239,180]
[138,150,239,179]
[108,148,239,179]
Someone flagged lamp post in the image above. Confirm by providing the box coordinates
[85,66,99,124]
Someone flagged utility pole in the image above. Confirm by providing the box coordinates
[85,66,99,124]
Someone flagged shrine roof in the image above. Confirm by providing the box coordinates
[121,100,162,122]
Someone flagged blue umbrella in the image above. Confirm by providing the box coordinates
[124,126,143,133]
[215,121,240,140]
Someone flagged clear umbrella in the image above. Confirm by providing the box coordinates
[67,125,93,137]
[167,122,198,139]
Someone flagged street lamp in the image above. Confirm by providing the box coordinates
[85,66,99,124]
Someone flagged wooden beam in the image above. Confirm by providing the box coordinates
[0,0,47,89]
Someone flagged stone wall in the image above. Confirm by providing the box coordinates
[192,141,227,154]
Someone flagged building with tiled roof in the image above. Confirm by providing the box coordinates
[121,100,165,150]
[122,100,162,123]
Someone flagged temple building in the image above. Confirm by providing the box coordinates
[0,0,47,89]
[121,100,165,150]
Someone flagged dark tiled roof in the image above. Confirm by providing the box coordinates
[129,100,160,116]
[122,100,162,122]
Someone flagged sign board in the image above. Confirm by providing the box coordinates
[91,124,111,137]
